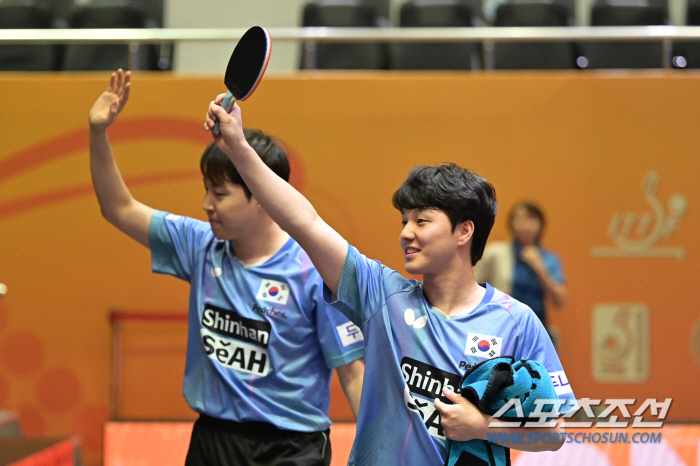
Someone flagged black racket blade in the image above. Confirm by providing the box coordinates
[224,26,271,101]
[212,26,271,134]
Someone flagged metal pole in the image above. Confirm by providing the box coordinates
[128,42,140,71]
[483,40,495,71]
[303,41,317,69]
[662,39,673,69]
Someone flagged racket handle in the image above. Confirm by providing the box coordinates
[212,91,236,135]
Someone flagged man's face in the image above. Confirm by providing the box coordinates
[202,177,258,240]
[399,208,462,276]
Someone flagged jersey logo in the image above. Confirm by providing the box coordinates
[404,308,428,329]
[336,322,364,347]
[550,370,572,395]
[200,304,272,377]
[201,328,270,376]
[401,357,461,439]
[202,304,271,348]
[256,279,290,305]
[466,332,503,358]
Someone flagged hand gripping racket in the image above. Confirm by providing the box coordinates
[212,26,271,135]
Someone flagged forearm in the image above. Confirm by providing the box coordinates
[223,142,346,292]
[229,145,321,241]
[336,358,364,419]
[533,268,566,308]
[90,127,132,218]
[89,127,152,247]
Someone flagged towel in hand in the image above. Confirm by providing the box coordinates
[444,356,558,466]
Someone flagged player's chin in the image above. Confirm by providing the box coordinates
[210,224,235,241]
[403,260,424,276]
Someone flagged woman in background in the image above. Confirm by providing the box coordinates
[475,201,566,345]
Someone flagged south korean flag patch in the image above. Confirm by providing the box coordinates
[256,279,290,305]
[466,332,502,359]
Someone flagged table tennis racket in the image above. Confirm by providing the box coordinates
[212,26,271,135]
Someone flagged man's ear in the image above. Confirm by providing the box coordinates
[456,220,475,247]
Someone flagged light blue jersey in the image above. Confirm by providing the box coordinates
[149,211,364,432]
[326,245,574,465]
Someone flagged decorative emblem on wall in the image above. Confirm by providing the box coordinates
[590,171,687,259]
[592,303,649,383]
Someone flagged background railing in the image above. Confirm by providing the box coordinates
[4,26,700,69]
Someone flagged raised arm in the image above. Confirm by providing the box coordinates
[89,70,153,248]
[204,99,347,295]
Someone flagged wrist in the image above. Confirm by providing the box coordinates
[476,414,492,441]
[225,140,257,162]
[89,123,108,134]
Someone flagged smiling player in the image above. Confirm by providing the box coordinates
[205,97,576,465]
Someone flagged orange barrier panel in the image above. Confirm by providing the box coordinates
[106,310,355,422]
[0,438,76,466]
[104,421,356,466]
[103,422,700,466]
[104,422,192,466]
[107,311,191,421]
[1,72,699,464]
[510,425,700,466]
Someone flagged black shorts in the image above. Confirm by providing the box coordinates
[185,414,332,466]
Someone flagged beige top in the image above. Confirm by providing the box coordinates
[473,240,514,295]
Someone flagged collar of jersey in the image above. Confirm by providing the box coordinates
[427,283,494,321]
[224,236,295,269]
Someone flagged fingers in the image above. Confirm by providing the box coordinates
[115,69,123,92]
[117,81,131,113]
[441,387,461,404]
[108,72,116,92]
[123,81,131,102]
[204,96,241,133]
[122,71,131,94]
[204,101,223,131]
[114,71,131,112]
[434,397,461,421]
[433,397,448,415]
[107,69,127,94]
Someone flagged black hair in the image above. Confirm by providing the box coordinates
[392,163,497,266]
[200,128,290,200]
[508,201,546,243]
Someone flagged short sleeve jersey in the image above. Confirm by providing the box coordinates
[149,211,364,432]
[325,245,575,465]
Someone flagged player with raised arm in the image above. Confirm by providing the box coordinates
[205,97,576,465]
[89,70,365,466]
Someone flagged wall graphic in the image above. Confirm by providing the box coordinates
[590,171,688,260]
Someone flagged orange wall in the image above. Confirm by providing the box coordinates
[1,71,699,464]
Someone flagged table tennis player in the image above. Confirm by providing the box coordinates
[89,70,365,466]
[205,97,577,466]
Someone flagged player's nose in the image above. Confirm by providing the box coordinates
[399,223,415,242]
[202,193,215,212]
